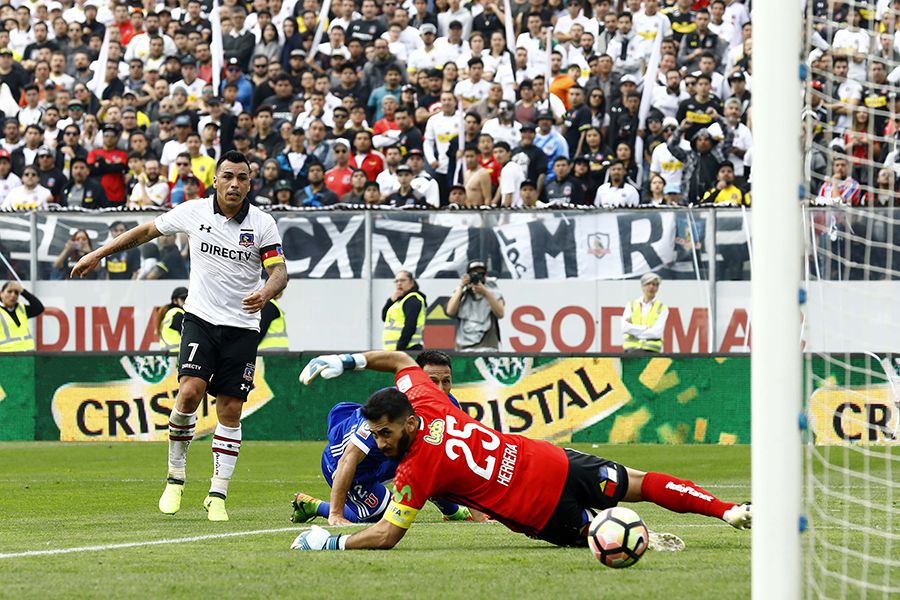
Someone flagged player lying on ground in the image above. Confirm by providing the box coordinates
[291,351,751,551]
[291,351,474,525]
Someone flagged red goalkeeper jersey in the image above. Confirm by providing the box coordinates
[387,367,569,536]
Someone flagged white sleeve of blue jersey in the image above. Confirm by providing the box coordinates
[154,201,194,235]
[349,421,377,455]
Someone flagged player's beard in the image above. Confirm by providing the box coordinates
[394,429,413,459]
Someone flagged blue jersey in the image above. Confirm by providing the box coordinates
[321,394,461,486]
[321,402,398,486]
[535,130,570,183]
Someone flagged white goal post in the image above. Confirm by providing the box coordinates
[751,1,803,599]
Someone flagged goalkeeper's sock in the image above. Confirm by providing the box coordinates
[431,498,461,517]
[167,408,197,482]
[640,472,734,519]
[209,423,241,498]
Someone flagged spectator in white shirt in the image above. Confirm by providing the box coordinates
[594,159,640,207]
[437,0,472,39]
[454,57,491,109]
[708,98,752,178]
[482,101,523,149]
[2,167,52,210]
[632,0,672,50]
[494,141,526,208]
[407,23,441,75]
[381,7,423,56]
[650,118,685,187]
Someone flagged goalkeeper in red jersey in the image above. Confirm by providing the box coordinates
[291,351,751,552]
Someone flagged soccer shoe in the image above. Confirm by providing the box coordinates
[441,507,473,521]
[647,531,686,552]
[203,495,229,521]
[290,492,322,524]
[158,482,184,515]
[723,502,752,530]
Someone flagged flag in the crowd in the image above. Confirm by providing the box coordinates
[87,27,111,97]
[503,0,515,53]
[310,0,333,57]
[0,83,18,117]
[545,26,552,91]
[211,0,224,93]
[454,109,465,183]
[635,21,664,182]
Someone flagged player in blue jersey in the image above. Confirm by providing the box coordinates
[291,350,472,525]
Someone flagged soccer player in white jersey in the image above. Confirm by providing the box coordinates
[70,151,288,522]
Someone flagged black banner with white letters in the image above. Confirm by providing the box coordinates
[4,210,701,280]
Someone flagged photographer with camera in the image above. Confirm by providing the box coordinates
[446,260,505,352]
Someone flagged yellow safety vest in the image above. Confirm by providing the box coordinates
[0,303,34,352]
[258,299,289,350]
[623,299,665,352]
[383,292,425,350]
[159,306,185,353]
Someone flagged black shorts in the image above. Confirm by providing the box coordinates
[178,313,260,401]
[537,449,629,547]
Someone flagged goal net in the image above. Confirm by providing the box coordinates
[803,2,900,597]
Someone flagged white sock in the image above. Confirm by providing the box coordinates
[210,423,242,498]
[167,408,197,482]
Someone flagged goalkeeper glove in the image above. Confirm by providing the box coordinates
[299,353,367,385]
[290,525,347,551]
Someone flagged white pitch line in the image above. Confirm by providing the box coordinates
[7,519,840,559]
[0,522,461,560]
[0,526,303,559]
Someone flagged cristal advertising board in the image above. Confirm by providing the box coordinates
[0,354,750,444]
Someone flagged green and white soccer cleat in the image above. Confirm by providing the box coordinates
[158,482,184,515]
[723,502,752,530]
[203,495,229,521]
[290,492,322,523]
[441,506,473,521]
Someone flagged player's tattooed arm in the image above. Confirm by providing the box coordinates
[243,262,288,313]
[70,222,162,278]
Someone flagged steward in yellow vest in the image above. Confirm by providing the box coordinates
[0,282,44,352]
[621,273,669,352]
[258,297,289,351]
[382,270,426,350]
[158,287,188,353]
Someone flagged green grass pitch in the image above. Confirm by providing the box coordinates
[0,442,752,599]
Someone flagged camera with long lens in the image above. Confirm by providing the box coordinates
[468,271,484,286]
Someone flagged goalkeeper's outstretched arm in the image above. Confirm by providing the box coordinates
[358,351,417,374]
[299,351,418,385]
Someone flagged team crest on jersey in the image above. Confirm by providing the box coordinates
[598,465,618,497]
[242,362,255,382]
[239,232,255,247]
[356,422,371,439]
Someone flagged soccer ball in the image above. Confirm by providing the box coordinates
[587,507,649,568]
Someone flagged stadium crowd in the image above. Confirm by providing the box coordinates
[0,0,767,211]
[4,0,894,214]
